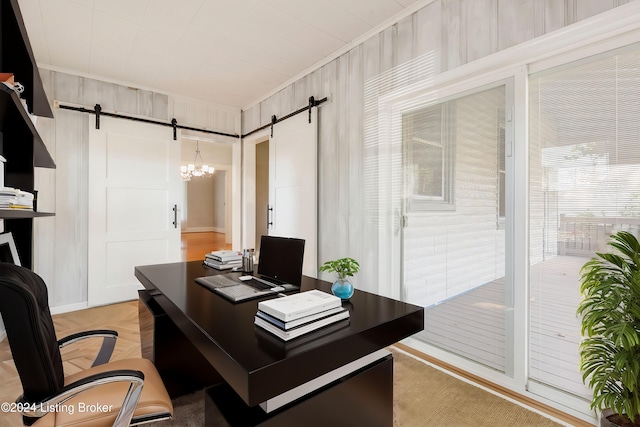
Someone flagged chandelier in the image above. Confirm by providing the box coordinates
[181,141,214,181]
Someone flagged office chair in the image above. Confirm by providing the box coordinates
[0,263,173,426]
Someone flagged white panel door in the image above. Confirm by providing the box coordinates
[269,109,318,277]
[88,117,181,306]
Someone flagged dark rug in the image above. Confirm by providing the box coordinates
[153,348,561,426]
[153,389,205,426]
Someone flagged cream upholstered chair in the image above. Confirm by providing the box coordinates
[0,263,173,426]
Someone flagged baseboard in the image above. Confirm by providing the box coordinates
[50,301,88,315]
[184,227,220,233]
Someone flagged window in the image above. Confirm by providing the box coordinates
[403,104,455,211]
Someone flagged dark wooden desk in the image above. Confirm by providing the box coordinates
[135,261,424,426]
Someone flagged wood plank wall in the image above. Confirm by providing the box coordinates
[32,71,239,311]
[241,0,629,293]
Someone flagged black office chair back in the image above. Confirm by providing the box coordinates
[0,263,65,404]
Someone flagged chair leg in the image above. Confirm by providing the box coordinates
[112,379,145,427]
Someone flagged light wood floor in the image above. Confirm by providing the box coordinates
[181,231,231,261]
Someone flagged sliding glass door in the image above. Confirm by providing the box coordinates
[401,82,514,374]
[528,45,640,399]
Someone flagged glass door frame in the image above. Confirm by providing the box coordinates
[379,66,523,378]
[402,79,516,376]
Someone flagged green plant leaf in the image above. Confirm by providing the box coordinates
[319,257,360,279]
[578,231,640,420]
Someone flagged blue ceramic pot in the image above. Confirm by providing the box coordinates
[331,278,354,300]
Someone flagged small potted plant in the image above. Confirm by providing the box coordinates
[577,231,640,427]
[319,257,360,300]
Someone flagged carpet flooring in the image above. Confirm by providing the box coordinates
[390,349,561,427]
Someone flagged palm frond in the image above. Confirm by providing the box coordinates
[578,231,640,420]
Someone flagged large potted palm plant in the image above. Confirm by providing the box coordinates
[577,231,640,427]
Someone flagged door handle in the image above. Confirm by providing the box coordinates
[267,205,273,229]
[172,204,177,228]
[394,208,407,236]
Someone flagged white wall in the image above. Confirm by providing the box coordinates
[186,178,217,231]
[33,71,240,311]
[184,171,227,232]
[180,139,232,165]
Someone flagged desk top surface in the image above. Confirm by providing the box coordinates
[135,260,424,405]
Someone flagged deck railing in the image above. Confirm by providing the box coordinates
[558,215,640,256]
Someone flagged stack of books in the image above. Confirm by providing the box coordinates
[204,250,242,270]
[255,290,350,341]
[0,187,33,209]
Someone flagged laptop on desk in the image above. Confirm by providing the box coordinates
[196,235,305,302]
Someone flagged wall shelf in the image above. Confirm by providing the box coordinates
[0,0,56,268]
[1,0,53,118]
[0,84,55,168]
[0,210,54,219]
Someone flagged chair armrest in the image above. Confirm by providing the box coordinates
[58,330,118,367]
[20,369,145,427]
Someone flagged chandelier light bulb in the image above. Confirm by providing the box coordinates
[180,140,215,181]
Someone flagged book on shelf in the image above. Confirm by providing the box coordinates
[257,289,342,322]
[207,250,242,262]
[255,306,346,330]
[254,309,350,341]
[0,187,33,210]
[203,259,241,270]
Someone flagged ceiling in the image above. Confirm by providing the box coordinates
[18,0,422,109]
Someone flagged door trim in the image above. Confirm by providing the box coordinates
[241,129,270,250]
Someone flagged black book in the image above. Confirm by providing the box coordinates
[256,306,347,330]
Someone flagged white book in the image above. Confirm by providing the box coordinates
[254,310,350,341]
[208,250,242,262]
[258,290,342,322]
[203,259,239,270]
[205,254,242,265]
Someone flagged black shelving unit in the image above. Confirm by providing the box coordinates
[0,0,56,268]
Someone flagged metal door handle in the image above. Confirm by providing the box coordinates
[267,205,273,229]
[172,204,177,228]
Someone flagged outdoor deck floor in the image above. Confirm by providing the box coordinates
[419,255,592,399]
